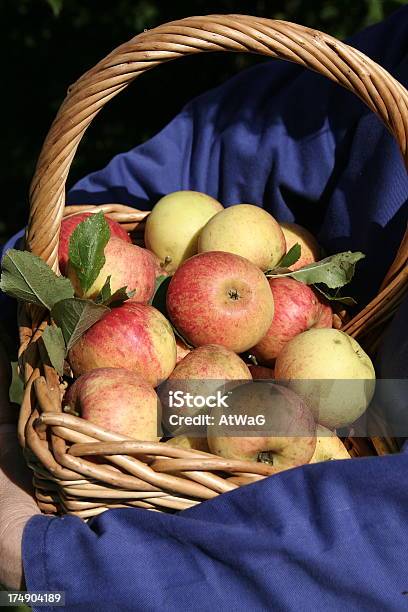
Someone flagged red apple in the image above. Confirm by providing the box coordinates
[170,344,251,381]
[64,367,161,441]
[67,237,156,303]
[68,303,177,387]
[59,212,131,274]
[252,277,332,366]
[280,222,320,271]
[161,344,251,436]
[166,251,274,353]
[249,365,275,380]
[314,303,333,328]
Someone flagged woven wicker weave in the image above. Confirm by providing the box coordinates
[18,15,408,518]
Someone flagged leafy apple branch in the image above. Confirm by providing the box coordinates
[0,213,134,375]
[266,250,365,303]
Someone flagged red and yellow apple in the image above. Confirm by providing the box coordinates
[166,251,274,353]
[314,303,333,328]
[169,344,251,382]
[144,190,223,273]
[64,367,161,441]
[280,222,320,271]
[68,303,177,387]
[207,382,316,470]
[59,212,131,274]
[67,237,156,303]
[198,204,286,271]
[252,277,332,366]
[161,345,252,434]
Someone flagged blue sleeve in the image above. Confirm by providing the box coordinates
[23,449,408,612]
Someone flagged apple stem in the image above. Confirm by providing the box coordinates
[258,451,274,465]
[228,288,240,300]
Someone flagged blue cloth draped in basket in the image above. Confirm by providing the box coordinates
[3,6,408,611]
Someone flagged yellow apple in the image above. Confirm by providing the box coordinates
[165,436,210,453]
[198,204,286,271]
[309,425,350,463]
[275,328,376,429]
[144,191,223,273]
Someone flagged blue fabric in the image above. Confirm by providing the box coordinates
[1,229,25,258]
[67,9,408,304]
[22,448,408,612]
[15,6,408,611]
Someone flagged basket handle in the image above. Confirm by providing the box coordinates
[28,15,408,273]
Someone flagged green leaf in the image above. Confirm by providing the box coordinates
[95,276,135,306]
[105,286,136,307]
[276,243,301,269]
[313,284,357,306]
[51,298,110,351]
[0,249,74,310]
[68,211,110,294]
[42,325,66,376]
[266,251,365,289]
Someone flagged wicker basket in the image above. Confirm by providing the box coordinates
[18,15,408,518]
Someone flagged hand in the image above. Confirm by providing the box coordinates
[0,343,39,589]
[0,431,40,589]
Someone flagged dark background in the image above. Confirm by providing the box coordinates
[2,0,405,244]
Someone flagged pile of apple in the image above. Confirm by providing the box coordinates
[58,191,375,472]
